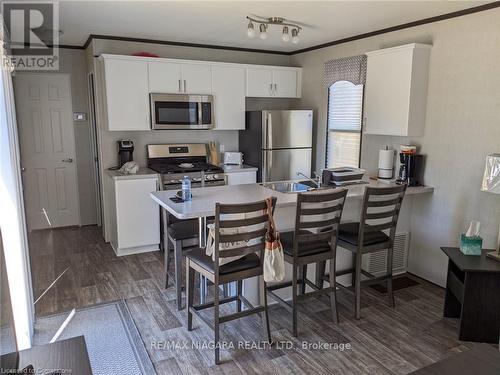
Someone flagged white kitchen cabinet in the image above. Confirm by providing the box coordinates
[148,61,182,93]
[101,56,150,131]
[148,61,211,94]
[246,67,274,97]
[108,173,160,256]
[225,170,257,185]
[246,67,301,98]
[364,43,431,136]
[211,65,246,130]
[182,63,212,94]
[273,69,299,98]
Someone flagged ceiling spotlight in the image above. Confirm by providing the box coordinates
[246,20,255,38]
[282,26,290,42]
[259,24,268,40]
[245,16,303,44]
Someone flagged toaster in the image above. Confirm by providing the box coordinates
[223,152,243,165]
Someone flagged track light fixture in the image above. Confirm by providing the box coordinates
[246,16,302,44]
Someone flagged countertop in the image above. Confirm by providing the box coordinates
[107,167,159,180]
[150,180,433,219]
[220,164,258,173]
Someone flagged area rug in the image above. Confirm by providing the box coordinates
[369,275,419,293]
[34,300,155,375]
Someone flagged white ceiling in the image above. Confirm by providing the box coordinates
[57,1,489,52]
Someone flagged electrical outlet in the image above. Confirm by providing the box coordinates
[220,144,225,153]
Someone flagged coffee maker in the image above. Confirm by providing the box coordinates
[396,146,423,186]
[117,140,134,167]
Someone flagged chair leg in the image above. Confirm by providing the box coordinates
[386,247,395,308]
[315,261,326,289]
[292,265,298,337]
[236,280,243,312]
[329,259,339,323]
[186,259,194,331]
[299,265,307,295]
[214,282,221,365]
[174,240,183,310]
[354,251,363,319]
[164,239,171,289]
[262,280,272,344]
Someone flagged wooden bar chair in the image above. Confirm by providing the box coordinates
[185,197,277,365]
[322,185,407,320]
[267,188,348,337]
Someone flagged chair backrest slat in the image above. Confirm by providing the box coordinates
[358,185,407,247]
[291,188,348,257]
[214,197,277,272]
[219,214,268,228]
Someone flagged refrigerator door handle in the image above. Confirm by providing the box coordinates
[262,150,273,183]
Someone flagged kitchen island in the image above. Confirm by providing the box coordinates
[151,181,433,304]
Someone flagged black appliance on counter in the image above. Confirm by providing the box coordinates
[147,143,225,190]
[117,140,134,167]
[396,153,424,186]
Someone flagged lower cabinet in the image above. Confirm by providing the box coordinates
[225,170,257,185]
[108,175,160,256]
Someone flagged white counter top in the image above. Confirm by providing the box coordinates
[220,164,258,173]
[107,167,159,180]
[150,180,433,219]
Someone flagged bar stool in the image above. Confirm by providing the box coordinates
[267,188,348,337]
[164,217,199,310]
[185,197,277,365]
[320,185,407,320]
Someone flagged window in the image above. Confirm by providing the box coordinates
[326,80,363,168]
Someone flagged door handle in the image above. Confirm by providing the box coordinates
[21,167,26,172]
[62,158,73,163]
[183,80,187,93]
[178,79,181,92]
[269,83,273,96]
[274,83,277,95]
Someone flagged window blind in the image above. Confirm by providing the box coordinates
[327,81,363,132]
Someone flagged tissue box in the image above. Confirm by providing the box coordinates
[459,234,483,256]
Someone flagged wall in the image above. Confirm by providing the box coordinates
[88,39,294,169]
[291,8,500,286]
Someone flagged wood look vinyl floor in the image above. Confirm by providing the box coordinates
[29,226,481,374]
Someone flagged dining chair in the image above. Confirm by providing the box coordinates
[267,188,348,337]
[318,184,407,319]
[185,197,277,365]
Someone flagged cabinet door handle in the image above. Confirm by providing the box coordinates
[274,83,277,95]
[184,80,187,93]
[178,79,181,92]
[269,83,273,96]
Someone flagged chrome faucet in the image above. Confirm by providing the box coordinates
[297,172,322,188]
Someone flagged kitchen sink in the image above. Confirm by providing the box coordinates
[261,181,315,193]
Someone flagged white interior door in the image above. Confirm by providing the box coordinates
[14,73,80,230]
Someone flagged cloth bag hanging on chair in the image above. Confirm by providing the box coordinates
[263,197,285,282]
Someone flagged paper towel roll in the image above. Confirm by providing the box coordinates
[378,148,394,178]
[378,148,394,169]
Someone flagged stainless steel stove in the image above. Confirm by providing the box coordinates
[147,144,226,190]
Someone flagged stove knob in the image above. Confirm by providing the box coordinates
[205,174,213,180]
[213,174,219,180]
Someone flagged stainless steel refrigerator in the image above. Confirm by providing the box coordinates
[239,110,313,182]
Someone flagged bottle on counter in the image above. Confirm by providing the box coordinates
[182,176,192,201]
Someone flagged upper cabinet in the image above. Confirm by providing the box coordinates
[364,43,431,136]
[101,56,150,131]
[148,61,211,94]
[246,67,301,98]
[212,65,246,130]
[99,54,302,131]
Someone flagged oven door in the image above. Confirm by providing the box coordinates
[150,93,213,130]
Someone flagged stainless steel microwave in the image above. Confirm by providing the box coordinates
[150,93,214,130]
